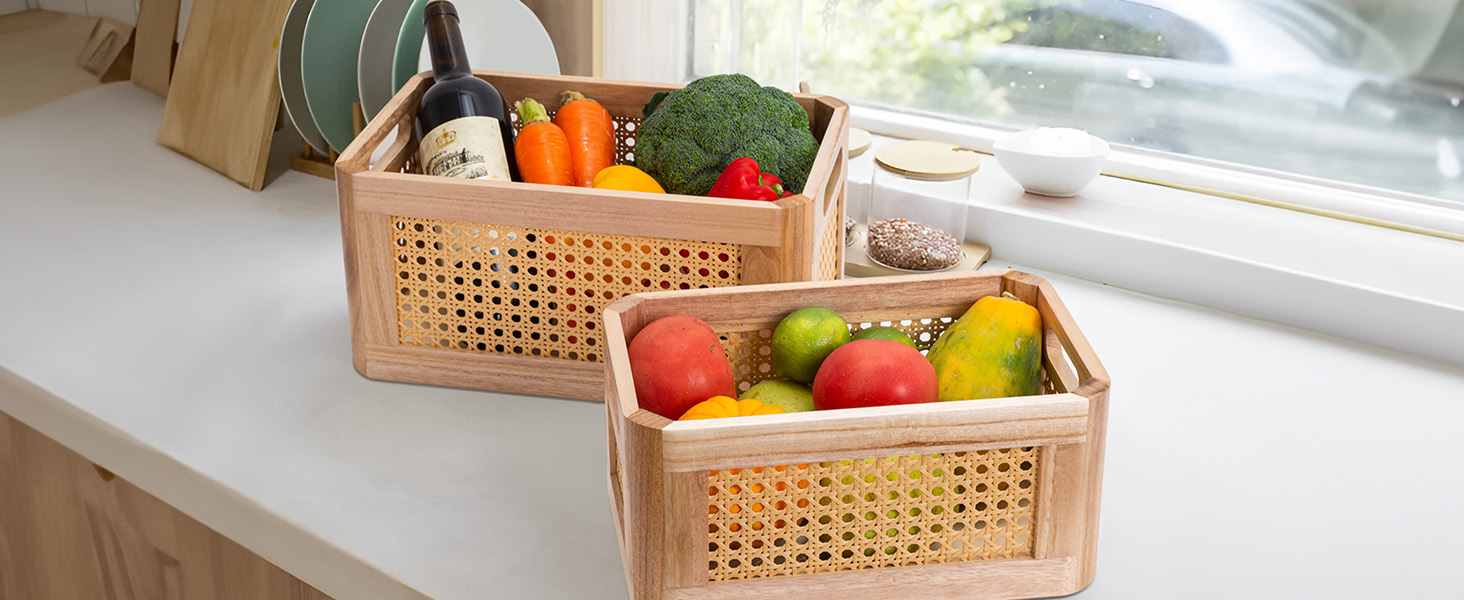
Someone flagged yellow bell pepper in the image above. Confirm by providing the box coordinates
[678,396,786,421]
[592,165,666,194]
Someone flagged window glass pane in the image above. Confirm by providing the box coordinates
[692,0,1464,203]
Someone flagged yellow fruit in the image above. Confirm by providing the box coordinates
[925,293,1042,401]
[592,165,666,193]
[771,306,850,383]
[678,396,787,420]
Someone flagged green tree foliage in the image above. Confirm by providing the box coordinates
[801,0,1038,118]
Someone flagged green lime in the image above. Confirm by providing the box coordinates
[771,306,850,383]
[740,380,816,413]
[851,326,917,349]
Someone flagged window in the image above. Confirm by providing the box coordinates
[689,0,1464,204]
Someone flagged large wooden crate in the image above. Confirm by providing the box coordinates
[335,72,849,400]
[603,270,1110,600]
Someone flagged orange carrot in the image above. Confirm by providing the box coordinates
[554,91,616,187]
[513,98,573,186]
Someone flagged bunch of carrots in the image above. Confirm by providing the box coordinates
[513,91,616,187]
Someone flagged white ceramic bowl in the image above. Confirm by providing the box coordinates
[993,128,1110,197]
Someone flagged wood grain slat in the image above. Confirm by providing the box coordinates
[351,171,787,247]
[663,471,709,588]
[132,0,180,97]
[618,271,1007,332]
[1035,281,1109,387]
[363,344,605,400]
[667,557,1081,600]
[658,394,1089,472]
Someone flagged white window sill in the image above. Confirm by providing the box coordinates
[848,129,1464,368]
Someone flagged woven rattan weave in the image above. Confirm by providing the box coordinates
[395,217,742,362]
[707,448,1039,581]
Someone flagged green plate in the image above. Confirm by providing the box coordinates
[392,0,430,94]
[302,0,379,153]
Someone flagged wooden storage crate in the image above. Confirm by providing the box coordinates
[603,270,1109,600]
[335,72,849,400]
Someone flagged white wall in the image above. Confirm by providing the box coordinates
[37,0,86,15]
[86,0,135,22]
[21,0,142,25]
[176,0,189,42]
[19,0,188,43]
[1,0,31,16]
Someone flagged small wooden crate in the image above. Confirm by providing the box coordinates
[603,270,1110,600]
[335,72,849,400]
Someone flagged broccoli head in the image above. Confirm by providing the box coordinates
[635,74,821,197]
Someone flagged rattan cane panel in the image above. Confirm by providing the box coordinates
[722,317,957,394]
[707,448,1040,581]
[816,197,843,281]
[395,217,742,362]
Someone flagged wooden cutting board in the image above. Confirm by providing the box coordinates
[157,0,294,191]
[75,17,133,83]
[132,0,181,97]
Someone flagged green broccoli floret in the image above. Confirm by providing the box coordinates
[635,74,821,196]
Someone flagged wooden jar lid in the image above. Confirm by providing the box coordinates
[874,140,981,181]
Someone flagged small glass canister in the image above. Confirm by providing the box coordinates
[860,141,980,272]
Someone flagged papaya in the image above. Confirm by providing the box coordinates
[925,292,1042,401]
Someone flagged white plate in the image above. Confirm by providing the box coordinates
[278,0,330,154]
[358,0,417,122]
[415,0,559,81]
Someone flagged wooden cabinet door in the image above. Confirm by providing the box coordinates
[0,411,334,600]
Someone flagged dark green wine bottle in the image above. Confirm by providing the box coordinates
[413,0,520,181]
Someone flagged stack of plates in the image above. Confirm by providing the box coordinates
[278,0,560,155]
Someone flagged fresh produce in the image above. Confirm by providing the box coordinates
[812,339,939,410]
[642,91,669,120]
[770,306,850,384]
[851,326,917,349]
[512,98,573,186]
[592,165,665,193]
[636,73,819,196]
[678,396,786,420]
[554,91,616,187]
[739,380,815,413]
[925,293,1043,401]
[628,315,736,419]
[708,157,793,201]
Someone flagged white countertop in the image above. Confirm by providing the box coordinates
[3,84,1463,600]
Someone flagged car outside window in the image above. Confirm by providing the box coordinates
[691,0,1464,204]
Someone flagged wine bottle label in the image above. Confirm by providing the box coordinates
[417,116,511,180]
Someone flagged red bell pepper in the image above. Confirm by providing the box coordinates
[707,157,793,201]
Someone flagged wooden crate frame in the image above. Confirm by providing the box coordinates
[603,270,1110,600]
[335,72,849,400]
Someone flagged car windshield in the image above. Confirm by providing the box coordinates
[693,0,1464,203]
[1006,1,1229,64]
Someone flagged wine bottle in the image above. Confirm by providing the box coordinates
[413,0,519,181]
